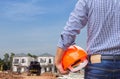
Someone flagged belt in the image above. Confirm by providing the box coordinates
[101,55,120,60]
[88,54,120,60]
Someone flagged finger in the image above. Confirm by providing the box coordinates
[58,65,69,74]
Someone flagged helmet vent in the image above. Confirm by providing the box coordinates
[71,59,81,67]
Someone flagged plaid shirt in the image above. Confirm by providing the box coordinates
[57,0,120,55]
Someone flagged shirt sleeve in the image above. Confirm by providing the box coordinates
[57,0,88,50]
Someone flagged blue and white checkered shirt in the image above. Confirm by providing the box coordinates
[57,0,120,55]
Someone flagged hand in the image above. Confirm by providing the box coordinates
[55,47,69,74]
[56,63,69,74]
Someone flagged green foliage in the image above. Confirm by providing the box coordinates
[0,52,15,71]
[27,53,37,58]
[0,52,37,71]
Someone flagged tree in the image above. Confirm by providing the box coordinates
[10,53,15,63]
[27,53,33,57]
[4,53,9,63]
[2,53,10,70]
[0,58,4,71]
[2,53,15,71]
[9,53,15,70]
[27,53,37,58]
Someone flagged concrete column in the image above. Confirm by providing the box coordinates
[41,67,45,73]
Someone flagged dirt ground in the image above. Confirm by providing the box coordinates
[0,71,84,79]
[24,72,57,79]
[24,76,56,79]
[0,71,57,79]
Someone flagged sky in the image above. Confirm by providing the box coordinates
[0,0,87,58]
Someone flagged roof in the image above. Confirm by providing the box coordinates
[14,53,28,57]
[14,53,54,57]
[39,53,54,57]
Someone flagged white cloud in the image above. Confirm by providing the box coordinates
[1,1,45,21]
[0,0,77,21]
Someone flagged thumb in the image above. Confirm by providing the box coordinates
[57,64,69,74]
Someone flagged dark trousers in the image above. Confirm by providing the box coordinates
[85,58,120,79]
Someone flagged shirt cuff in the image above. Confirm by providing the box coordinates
[57,34,76,50]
